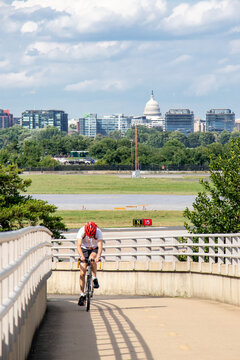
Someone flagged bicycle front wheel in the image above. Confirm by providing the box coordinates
[86,276,91,312]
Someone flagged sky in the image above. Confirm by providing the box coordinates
[1,0,240,119]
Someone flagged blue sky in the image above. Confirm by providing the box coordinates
[1,0,240,119]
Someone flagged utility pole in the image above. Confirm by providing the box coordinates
[135,124,138,171]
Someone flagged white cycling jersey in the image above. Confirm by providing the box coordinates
[77,226,103,249]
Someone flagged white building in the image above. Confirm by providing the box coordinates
[143,91,165,130]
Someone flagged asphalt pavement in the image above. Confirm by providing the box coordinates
[31,194,196,211]
[28,295,240,360]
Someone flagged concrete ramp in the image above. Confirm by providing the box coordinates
[28,295,240,360]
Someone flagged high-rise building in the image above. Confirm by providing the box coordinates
[78,113,97,137]
[206,109,235,132]
[0,109,13,129]
[98,114,132,135]
[165,109,194,134]
[78,114,131,137]
[21,110,68,132]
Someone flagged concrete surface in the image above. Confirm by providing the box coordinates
[28,295,240,360]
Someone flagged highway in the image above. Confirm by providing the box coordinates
[28,295,240,360]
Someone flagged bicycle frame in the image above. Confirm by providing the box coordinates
[78,257,100,311]
[78,259,95,311]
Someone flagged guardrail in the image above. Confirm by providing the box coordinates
[51,233,240,270]
[0,226,52,360]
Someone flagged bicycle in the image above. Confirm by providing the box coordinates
[78,258,96,311]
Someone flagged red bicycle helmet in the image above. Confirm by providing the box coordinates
[85,222,97,237]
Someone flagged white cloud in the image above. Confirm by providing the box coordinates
[25,40,131,61]
[189,61,240,96]
[190,74,219,96]
[218,64,240,73]
[164,0,240,33]
[171,54,192,64]
[0,59,9,68]
[229,25,240,33]
[13,0,167,35]
[0,71,39,88]
[21,21,38,33]
[65,78,130,92]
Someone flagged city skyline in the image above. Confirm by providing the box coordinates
[1,0,240,119]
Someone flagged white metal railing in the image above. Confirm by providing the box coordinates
[0,226,52,359]
[51,233,240,270]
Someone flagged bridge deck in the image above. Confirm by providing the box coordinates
[28,295,240,360]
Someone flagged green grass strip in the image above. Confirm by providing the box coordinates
[21,174,204,194]
[57,210,186,229]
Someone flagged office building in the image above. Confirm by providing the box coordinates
[131,116,149,127]
[78,114,97,137]
[0,109,13,129]
[235,119,240,131]
[78,114,132,137]
[206,109,235,132]
[98,114,131,135]
[21,110,68,132]
[165,109,194,134]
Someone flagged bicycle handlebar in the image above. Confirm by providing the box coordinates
[79,258,101,264]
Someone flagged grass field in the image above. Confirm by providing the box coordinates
[21,174,206,194]
[57,210,186,229]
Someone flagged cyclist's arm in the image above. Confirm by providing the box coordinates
[77,237,85,261]
[95,239,103,262]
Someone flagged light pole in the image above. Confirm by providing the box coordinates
[130,140,133,170]
[135,124,138,171]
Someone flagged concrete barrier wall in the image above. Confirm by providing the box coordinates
[8,282,47,360]
[47,261,240,307]
[0,226,52,360]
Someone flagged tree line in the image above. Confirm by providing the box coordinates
[0,125,239,169]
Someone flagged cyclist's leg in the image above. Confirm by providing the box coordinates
[79,248,89,293]
[80,262,87,293]
[89,249,98,277]
[89,248,99,288]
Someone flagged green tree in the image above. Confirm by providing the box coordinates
[89,138,117,159]
[168,132,188,146]
[184,139,240,233]
[147,132,169,148]
[199,132,216,146]
[0,164,67,237]
[187,132,201,148]
[218,130,231,145]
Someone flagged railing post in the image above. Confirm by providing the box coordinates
[209,237,215,270]
[172,238,179,270]
[159,237,165,266]
[198,237,205,271]
[225,236,232,266]
[232,236,238,267]
[187,236,193,265]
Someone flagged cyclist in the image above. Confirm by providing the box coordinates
[76,221,103,306]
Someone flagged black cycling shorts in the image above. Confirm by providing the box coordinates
[81,247,98,260]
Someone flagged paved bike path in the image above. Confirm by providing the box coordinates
[28,295,240,360]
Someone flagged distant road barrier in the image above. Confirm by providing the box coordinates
[49,233,240,306]
[0,226,52,360]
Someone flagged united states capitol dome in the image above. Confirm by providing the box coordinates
[143,91,161,117]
